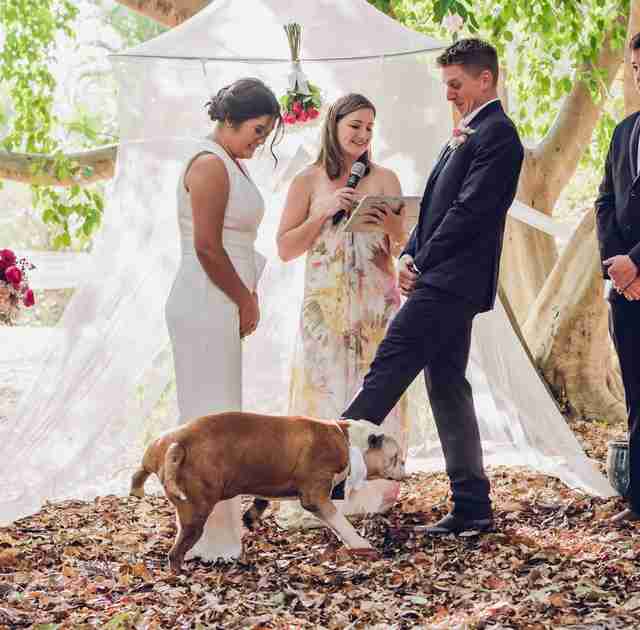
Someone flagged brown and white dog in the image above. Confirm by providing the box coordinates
[130,411,404,571]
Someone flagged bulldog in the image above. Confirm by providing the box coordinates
[130,411,404,572]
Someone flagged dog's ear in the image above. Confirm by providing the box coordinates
[368,433,385,450]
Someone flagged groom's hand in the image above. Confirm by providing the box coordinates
[398,255,419,297]
[604,255,638,291]
[623,276,640,301]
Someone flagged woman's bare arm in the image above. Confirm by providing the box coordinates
[187,154,258,336]
[277,168,359,261]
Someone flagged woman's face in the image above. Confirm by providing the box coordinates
[336,107,375,161]
[227,115,275,159]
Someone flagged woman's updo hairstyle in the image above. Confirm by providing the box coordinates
[205,78,284,162]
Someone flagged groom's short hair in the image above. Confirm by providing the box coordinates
[436,38,499,86]
[630,32,640,50]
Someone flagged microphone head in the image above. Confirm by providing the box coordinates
[350,161,367,178]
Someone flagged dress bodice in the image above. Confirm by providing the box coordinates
[176,139,265,262]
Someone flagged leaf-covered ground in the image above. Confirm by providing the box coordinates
[1,420,638,630]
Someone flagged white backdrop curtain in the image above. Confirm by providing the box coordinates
[0,0,614,525]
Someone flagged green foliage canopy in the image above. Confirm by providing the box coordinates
[1,0,104,248]
[373,0,629,170]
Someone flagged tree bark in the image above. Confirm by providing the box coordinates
[0,145,117,186]
[522,210,626,423]
[519,6,640,423]
[113,0,211,27]
[500,16,627,324]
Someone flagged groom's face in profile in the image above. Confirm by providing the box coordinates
[442,63,493,118]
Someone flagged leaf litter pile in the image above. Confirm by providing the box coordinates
[1,420,639,629]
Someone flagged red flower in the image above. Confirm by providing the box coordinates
[292,100,303,114]
[283,112,297,125]
[23,288,35,308]
[4,265,21,285]
[298,110,309,123]
[307,106,319,119]
[0,249,16,270]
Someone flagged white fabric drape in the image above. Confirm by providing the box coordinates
[0,2,614,526]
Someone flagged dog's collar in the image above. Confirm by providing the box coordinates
[346,445,367,495]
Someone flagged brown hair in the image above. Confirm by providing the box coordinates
[630,32,640,50]
[205,78,284,163]
[436,38,499,87]
[315,93,376,180]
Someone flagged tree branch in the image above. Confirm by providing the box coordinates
[0,145,117,186]
[529,15,627,211]
[113,0,211,27]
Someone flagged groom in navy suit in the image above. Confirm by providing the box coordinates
[343,39,524,534]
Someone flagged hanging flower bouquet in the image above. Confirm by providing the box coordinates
[0,249,36,325]
[280,23,322,126]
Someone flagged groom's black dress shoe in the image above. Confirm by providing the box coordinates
[424,512,495,535]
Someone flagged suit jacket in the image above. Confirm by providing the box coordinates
[402,100,524,313]
[595,111,640,278]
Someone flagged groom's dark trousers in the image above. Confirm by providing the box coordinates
[596,110,640,514]
[343,100,524,518]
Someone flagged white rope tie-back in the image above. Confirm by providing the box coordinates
[288,60,310,95]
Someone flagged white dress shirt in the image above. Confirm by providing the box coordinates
[460,97,501,127]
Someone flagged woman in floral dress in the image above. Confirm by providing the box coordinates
[276,93,410,519]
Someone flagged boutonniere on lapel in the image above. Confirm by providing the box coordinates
[448,124,476,149]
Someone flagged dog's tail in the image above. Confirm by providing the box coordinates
[129,439,158,498]
[163,442,188,502]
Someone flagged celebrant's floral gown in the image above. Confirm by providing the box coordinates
[289,220,409,450]
[276,217,408,527]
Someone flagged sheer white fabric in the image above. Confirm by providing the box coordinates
[0,0,613,526]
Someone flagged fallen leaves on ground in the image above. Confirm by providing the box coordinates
[1,421,638,629]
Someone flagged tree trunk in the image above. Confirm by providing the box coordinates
[500,17,627,324]
[519,6,639,423]
[113,0,211,27]
[522,210,626,422]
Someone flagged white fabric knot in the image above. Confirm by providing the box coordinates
[288,61,310,95]
[345,445,367,497]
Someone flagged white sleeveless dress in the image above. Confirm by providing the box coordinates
[165,138,266,561]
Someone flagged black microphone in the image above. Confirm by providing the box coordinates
[332,154,368,225]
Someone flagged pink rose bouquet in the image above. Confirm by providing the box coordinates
[281,88,321,126]
[0,249,36,325]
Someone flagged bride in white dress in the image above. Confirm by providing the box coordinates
[165,78,283,561]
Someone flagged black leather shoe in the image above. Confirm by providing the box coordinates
[424,512,495,535]
[330,479,345,500]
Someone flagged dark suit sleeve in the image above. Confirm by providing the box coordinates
[401,226,417,259]
[414,122,523,273]
[595,129,628,276]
